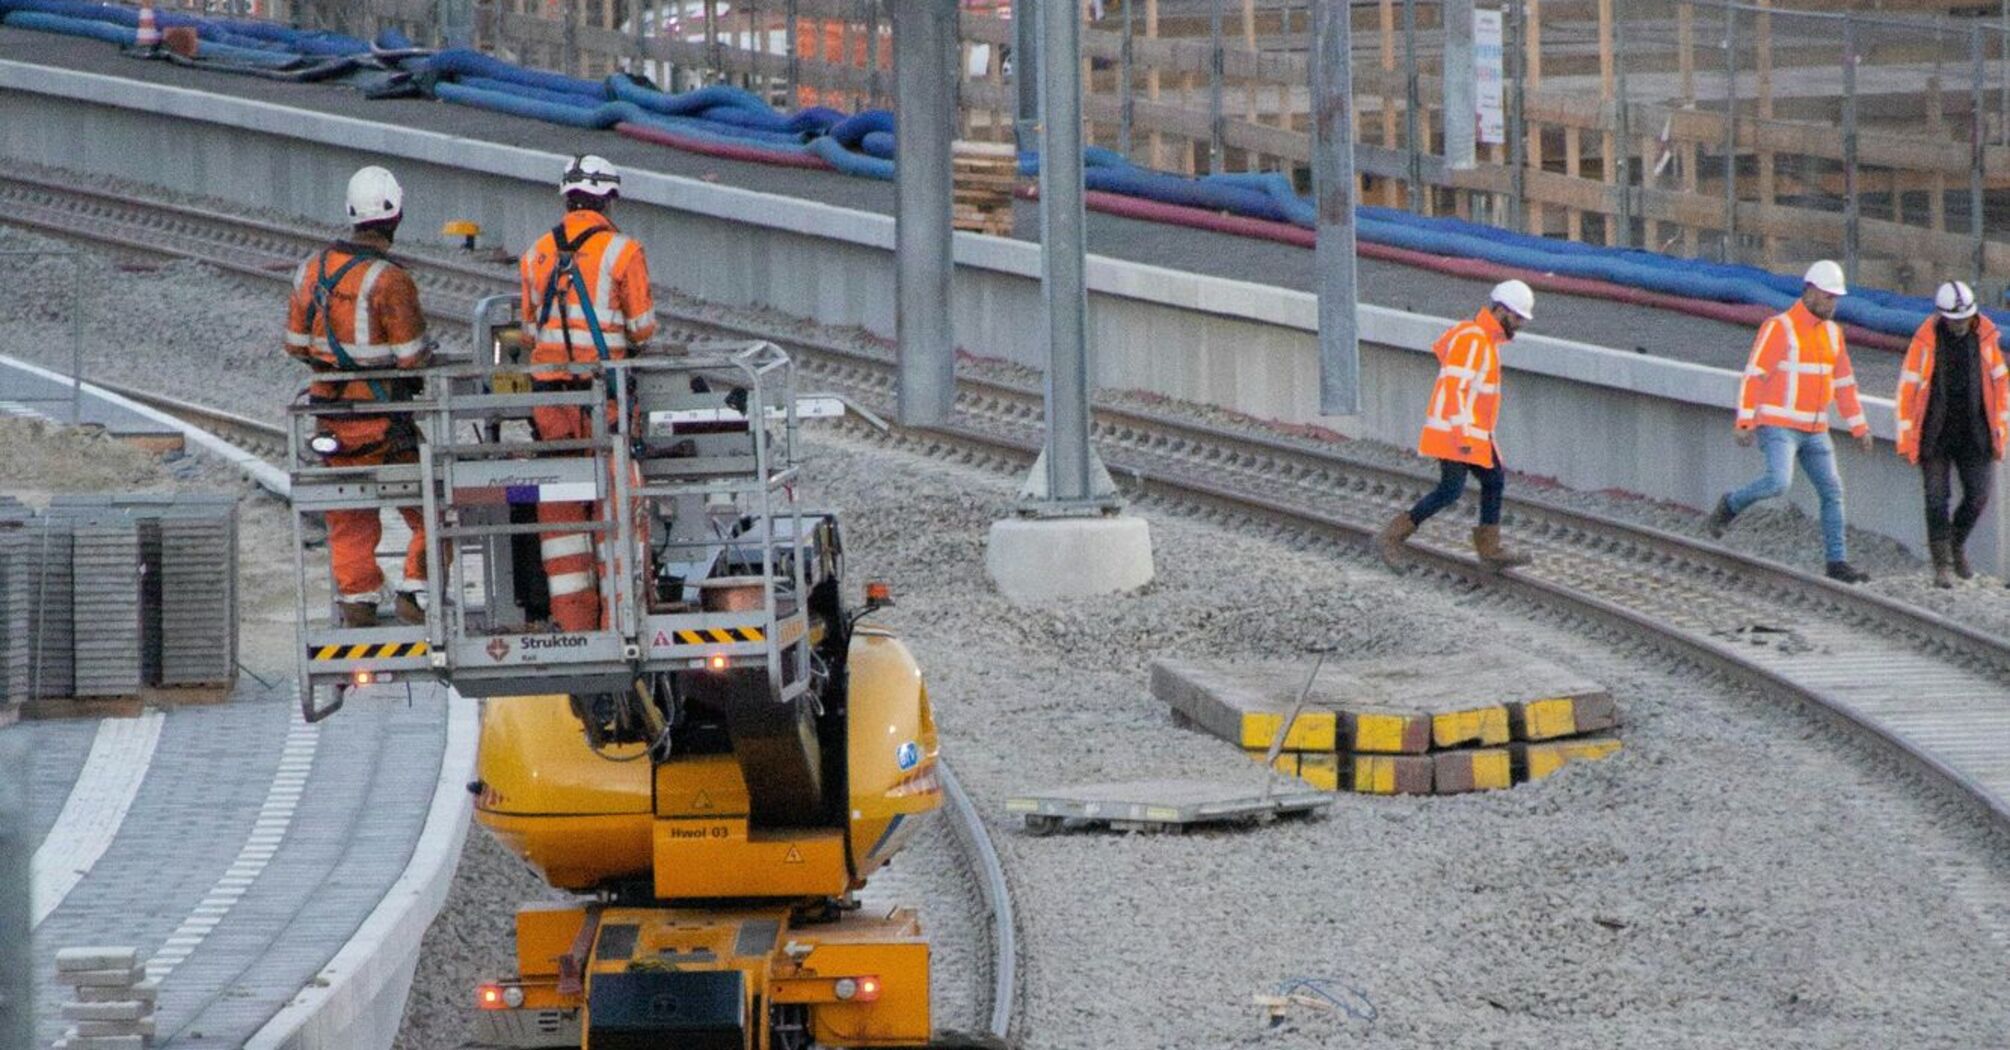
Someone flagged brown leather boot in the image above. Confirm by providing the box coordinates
[393,590,426,626]
[1931,541,1957,589]
[1376,511,1417,570]
[1952,530,1976,580]
[337,600,379,628]
[1472,525,1531,571]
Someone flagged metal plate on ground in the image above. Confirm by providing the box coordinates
[1004,779,1331,835]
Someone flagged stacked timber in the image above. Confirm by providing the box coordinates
[1154,650,1621,797]
[952,140,1018,236]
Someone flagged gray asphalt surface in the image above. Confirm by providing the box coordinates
[1,24,1913,397]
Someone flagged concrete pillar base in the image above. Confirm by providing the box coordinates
[985,515,1156,603]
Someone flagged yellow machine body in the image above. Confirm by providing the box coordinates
[473,628,941,896]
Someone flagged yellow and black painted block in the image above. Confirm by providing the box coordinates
[664,626,768,645]
[1514,736,1624,782]
[1249,749,1342,792]
[1342,708,1433,754]
[1432,747,1513,794]
[1507,693,1619,741]
[1431,705,1511,749]
[1347,753,1434,796]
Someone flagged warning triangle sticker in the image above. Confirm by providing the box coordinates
[692,790,713,810]
[783,846,805,864]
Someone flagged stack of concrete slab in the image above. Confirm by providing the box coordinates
[1154,649,1622,797]
[34,493,241,700]
[70,518,146,699]
[0,528,29,710]
[52,946,158,1048]
[26,518,77,699]
[158,499,239,685]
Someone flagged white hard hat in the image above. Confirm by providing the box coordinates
[1804,259,1848,297]
[1936,280,1979,320]
[561,154,621,198]
[1489,279,1535,321]
[345,165,403,225]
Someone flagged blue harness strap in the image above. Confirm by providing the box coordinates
[535,223,621,405]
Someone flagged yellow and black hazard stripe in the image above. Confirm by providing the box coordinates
[668,627,766,645]
[310,641,431,661]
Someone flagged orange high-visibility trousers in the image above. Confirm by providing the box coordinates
[324,447,429,602]
[531,403,604,631]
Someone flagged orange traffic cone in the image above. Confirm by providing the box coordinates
[134,1,161,48]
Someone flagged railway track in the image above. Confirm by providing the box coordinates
[11,169,2010,964]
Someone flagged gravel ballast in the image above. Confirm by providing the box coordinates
[9,221,2010,1048]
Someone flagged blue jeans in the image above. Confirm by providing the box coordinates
[1409,457,1506,527]
[1725,426,1847,562]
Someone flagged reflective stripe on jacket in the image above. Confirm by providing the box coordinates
[284,242,429,403]
[517,211,657,381]
[1735,301,1868,436]
[1895,315,2008,464]
[1416,309,1505,468]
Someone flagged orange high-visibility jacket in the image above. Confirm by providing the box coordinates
[284,241,429,404]
[1734,301,1869,436]
[1416,308,1507,468]
[1895,315,2008,464]
[518,211,657,382]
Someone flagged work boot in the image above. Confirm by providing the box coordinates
[337,600,379,628]
[1952,532,1976,580]
[1472,525,1531,572]
[393,590,426,626]
[1376,511,1417,570]
[1826,561,1871,585]
[1707,495,1737,539]
[1930,541,1956,590]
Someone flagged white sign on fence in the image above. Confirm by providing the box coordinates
[1475,8,1506,146]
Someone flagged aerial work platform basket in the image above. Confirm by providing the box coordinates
[287,322,836,721]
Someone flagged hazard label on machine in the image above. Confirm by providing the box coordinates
[309,641,430,661]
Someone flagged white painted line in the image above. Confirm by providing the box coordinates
[32,712,166,928]
[146,710,319,982]
[245,691,478,1050]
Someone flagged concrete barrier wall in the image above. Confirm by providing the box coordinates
[2,59,1996,572]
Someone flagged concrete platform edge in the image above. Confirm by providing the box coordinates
[0,353,289,497]
[241,692,478,1050]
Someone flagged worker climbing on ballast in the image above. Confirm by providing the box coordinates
[517,154,659,632]
[285,165,435,627]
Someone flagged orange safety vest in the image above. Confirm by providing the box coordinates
[518,211,657,382]
[1416,309,1507,468]
[285,241,429,401]
[1895,315,2008,464]
[1734,301,1869,436]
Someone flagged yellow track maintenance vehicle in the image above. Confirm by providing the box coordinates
[287,302,967,1048]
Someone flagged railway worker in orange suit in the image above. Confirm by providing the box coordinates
[518,155,658,632]
[1708,260,1874,584]
[286,165,435,628]
[1893,280,2008,589]
[1376,280,1536,573]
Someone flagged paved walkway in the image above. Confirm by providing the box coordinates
[20,679,449,1047]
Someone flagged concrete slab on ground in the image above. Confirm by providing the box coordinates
[1004,778,1330,833]
[1155,650,1613,751]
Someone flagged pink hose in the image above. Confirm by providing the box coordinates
[616,122,834,171]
